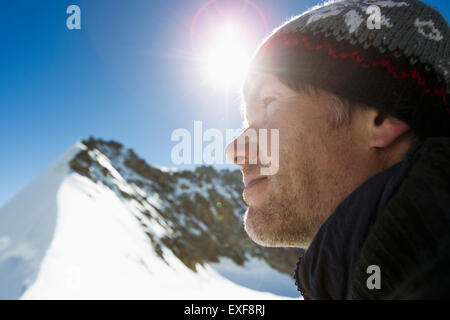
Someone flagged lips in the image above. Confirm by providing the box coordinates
[243,175,268,189]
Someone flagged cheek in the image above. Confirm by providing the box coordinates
[263,104,318,178]
[265,107,302,145]
[270,126,305,186]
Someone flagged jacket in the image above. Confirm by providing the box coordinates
[294,137,450,299]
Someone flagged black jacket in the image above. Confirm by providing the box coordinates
[294,137,450,299]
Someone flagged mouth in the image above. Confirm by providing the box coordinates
[243,175,268,190]
[242,175,268,205]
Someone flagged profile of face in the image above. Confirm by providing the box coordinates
[225,72,409,248]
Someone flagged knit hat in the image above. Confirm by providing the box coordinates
[251,0,449,137]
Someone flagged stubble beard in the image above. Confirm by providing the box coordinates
[243,157,329,249]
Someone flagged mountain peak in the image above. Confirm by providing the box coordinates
[0,136,302,299]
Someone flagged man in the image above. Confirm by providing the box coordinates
[225,0,449,299]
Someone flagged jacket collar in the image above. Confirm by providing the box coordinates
[294,139,425,299]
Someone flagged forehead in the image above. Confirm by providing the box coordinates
[242,73,299,108]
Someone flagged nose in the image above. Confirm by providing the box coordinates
[225,128,258,167]
[225,138,244,166]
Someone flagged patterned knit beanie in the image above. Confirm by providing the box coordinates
[251,0,449,137]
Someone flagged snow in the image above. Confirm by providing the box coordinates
[0,142,83,299]
[88,148,135,195]
[154,165,178,173]
[210,256,300,298]
[0,142,299,300]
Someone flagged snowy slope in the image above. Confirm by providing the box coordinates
[0,139,301,299]
[0,143,82,299]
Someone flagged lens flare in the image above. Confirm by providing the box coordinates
[203,23,251,89]
[190,0,269,90]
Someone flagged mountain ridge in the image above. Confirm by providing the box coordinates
[0,136,303,299]
[69,136,302,275]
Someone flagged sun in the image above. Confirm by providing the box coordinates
[202,23,252,90]
[190,0,270,91]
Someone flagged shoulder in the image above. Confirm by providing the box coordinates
[350,138,450,299]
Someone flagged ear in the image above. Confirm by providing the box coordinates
[368,110,411,148]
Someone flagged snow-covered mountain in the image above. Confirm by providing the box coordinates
[0,137,302,299]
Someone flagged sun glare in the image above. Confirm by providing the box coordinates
[203,24,251,90]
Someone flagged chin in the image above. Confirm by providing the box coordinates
[244,206,285,247]
[244,205,314,249]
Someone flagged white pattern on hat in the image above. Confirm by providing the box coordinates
[380,15,393,28]
[305,0,408,31]
[414,18,444,41]
[306,5,343,25]
[270,0,448,89]
[345,9,364,33]
[371,1,409,7]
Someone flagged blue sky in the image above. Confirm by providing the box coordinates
[0,0,448,206]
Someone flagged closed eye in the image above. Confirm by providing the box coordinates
[262,97,276,109]
[244,97,277,128]
[262,97,278,121]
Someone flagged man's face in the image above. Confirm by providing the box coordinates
[226,73,376,248]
